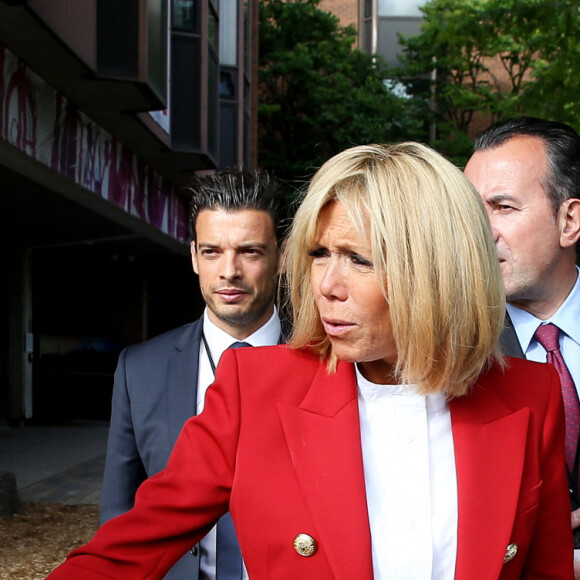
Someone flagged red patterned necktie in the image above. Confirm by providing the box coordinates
[534,323,580,474]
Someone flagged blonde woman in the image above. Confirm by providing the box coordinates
[48,143,572,579]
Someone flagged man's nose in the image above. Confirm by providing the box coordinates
[488,219,501,242]
[220,253,241,280]
[484,207,500,242]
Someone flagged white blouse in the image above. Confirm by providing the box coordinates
[356,366,458,579]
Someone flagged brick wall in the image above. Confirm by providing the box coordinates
[319,0,358,35]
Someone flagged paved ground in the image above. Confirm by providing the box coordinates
[0,420,109,505]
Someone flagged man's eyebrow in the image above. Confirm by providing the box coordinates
[196,241,270,249]
[486,194,518,204]
[238,240,269,248]
[237,242,269,250]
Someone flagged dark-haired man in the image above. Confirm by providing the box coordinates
[100,168,285,580]
[465,116,580,575]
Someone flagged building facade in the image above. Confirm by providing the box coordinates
[319,0,423,67]
[0,0,257,423]
[359,0,422,67]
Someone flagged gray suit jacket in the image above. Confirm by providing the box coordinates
[500,313,525,359]
[100,319,204,580]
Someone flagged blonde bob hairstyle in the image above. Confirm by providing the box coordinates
[285,142,505,397]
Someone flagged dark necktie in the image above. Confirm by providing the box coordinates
[534,323,580,474]
[215,341,251,579]
[229,341,252,349]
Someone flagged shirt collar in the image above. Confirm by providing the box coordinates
[354,365,448,412]
[202,306,281,365]
[506,265,580,351]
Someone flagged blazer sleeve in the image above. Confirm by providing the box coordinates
[47,349,243,580]
[99,348,148,525]
[521,363,574,578]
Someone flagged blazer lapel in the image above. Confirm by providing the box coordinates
[167,320,203,446]
[450,373,530,580]
[277,360,374,580]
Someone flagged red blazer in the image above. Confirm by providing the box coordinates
[49,346,573,579]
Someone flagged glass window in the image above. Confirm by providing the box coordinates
[172,0,197,31]
[377,17,422,67]
[243,0,250,73]
[209,8,218,51]
[220,0,239,66]
[364,0,372,19]
[208,53,220,159]
[220,70,236,98]
[148,0,168,99]
[377,0,423,17]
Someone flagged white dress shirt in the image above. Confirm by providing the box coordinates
[356,366,457,580]
[197,306,281,580]
[506,266,580,395]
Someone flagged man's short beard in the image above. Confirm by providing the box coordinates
[211,300,273,329]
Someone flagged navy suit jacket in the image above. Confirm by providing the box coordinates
[100,319,205,580]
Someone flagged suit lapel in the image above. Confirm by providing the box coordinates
[500,313,525,358]
[167,320,203,446]
[277,361,374,580]
[450,370,530,580]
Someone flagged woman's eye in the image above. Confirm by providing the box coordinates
[351,254,372,267]
[307,248,328,259]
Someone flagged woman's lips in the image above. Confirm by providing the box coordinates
[322,318,354,337]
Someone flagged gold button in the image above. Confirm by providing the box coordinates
[293,533,317,557]
[504,543,518,563]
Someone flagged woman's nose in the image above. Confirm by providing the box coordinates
[319,261,347,300]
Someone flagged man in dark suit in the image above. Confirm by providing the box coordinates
[465,117,580,576]
[100,167,286,580]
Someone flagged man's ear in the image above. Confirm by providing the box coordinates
[276,237,288,275]
[559,199,580,249]
[190,241,199,275]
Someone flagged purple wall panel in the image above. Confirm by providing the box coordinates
[0,45,189,243]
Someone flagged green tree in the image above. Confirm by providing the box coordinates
[259,0,426,182]
[395,0,580,163]
[520,2,580,127]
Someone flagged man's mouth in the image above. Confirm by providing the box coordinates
[215,288,248,303]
